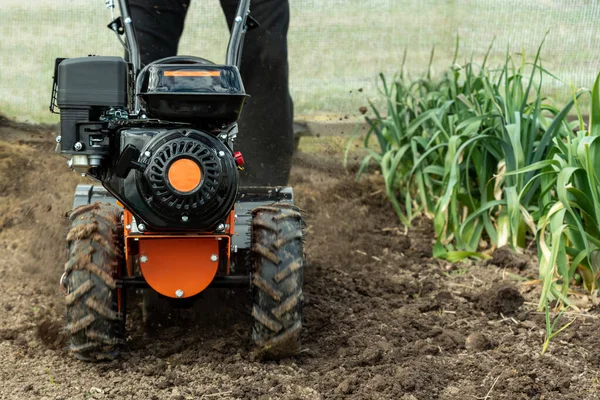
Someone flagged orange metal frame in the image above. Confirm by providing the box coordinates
[119,204,236,300]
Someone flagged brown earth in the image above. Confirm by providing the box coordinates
[1,120,600,400]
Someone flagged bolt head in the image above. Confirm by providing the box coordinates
[125,224,131,230]
[124,17,132,23]
[138,223,146,231]
[218,150,225,157]
[175,289,184,298]
[231,245,238,253]
[55,136,61,143]
[235,16,242,23]
[144,151,151,158]
[181,215,189,222]
[73,142,83,151]
[216,223,225,231]
[210,254,218,262]
[140,255,148,263]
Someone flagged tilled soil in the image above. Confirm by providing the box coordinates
[2,121,600,399]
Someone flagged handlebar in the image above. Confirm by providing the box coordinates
[117,0,141,75]
[110,0,251,74]
[225,0,251,68]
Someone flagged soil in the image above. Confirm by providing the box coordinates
[2,119,600,399]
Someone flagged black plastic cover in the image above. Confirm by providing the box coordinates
[57,56,128,107]
[139,64,248,126]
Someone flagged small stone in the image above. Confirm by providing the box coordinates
[335,378,353,395]
[376,339,394,352]
[360,346,383,365]
[156,380,169,389]
[171,387,184,400]
[442,386,461,396]
[22,384,33,392]
[465,332,490,352]
[521,320,536,329]
[419,344,440,355]
[436,291,453,303]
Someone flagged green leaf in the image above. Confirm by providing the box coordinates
[590,71,600,137]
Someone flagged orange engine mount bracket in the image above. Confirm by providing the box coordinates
[138,237,222,299]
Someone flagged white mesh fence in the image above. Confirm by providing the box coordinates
[1,0,599,123]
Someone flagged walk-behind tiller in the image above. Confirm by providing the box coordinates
[50,0,305,361]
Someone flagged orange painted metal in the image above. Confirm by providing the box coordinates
[120,207,237,290]
[122,209,236,236]
[117,288,123,314]
[138,238,221,298]
[167,158,202,193]
[164,70,220,77]
[123,210,134,276]
[226,209,236,236]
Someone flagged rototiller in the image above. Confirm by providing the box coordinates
[50,0,305,361]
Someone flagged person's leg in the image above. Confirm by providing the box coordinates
[219,0,294,186]
[128,0,190,67]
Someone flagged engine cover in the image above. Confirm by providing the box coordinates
[138,129,238,227]
[104,127,238,231]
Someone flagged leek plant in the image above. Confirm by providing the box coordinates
[356,38,600,303]
[528,74,600,308]
[434,43,577,261]
[349,49,453,226]
[355,38,575,261]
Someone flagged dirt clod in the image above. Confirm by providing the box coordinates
[359,345,383,365]
[478,283,525,315]
[465,332,491,352]
[334,378,354,395]
[400,395,418,400]
[36,318,65,350]
[489,246,530,270]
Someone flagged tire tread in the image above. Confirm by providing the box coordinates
[251,204,306,359]
[64,203,122,361]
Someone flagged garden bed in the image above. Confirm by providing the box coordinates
[0,122,599,399]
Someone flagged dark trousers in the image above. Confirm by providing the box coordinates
[128,0,294,186]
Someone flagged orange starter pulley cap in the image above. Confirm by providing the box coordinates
[167,158,202,192]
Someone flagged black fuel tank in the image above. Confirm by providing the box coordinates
[138,64,249,128]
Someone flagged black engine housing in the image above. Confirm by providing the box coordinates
[103,127,238,231]
[52,55,245,232]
